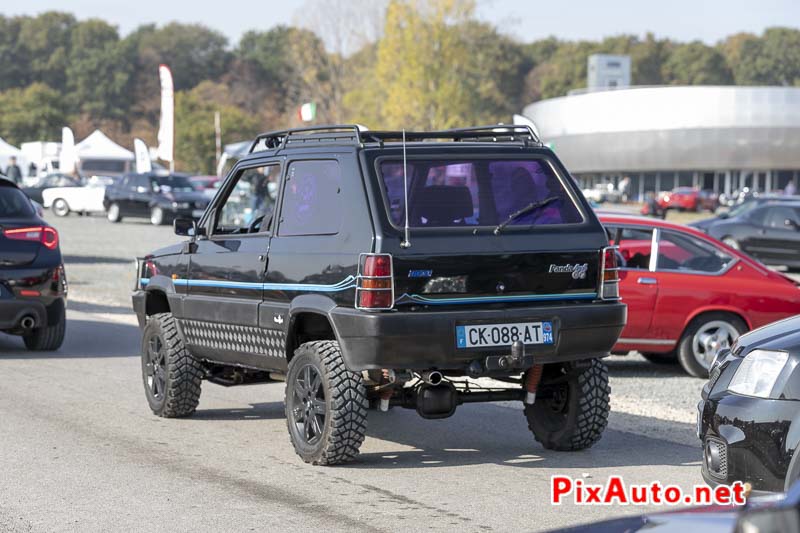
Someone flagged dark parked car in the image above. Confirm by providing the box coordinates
[0,178,67,350]
[695,200,800,268]
[104,173,209,225]
[21,173,81,204]
[558,482,800,532]
[691,195,800,232]
[700,314,800,493]
[132,125,626,465]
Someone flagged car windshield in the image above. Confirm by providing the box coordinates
[151,176,195,193]
[0,187,35,217]
[377,158,582,228]
[728,201,760,218]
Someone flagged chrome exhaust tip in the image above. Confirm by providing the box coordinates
[422,370,443,386]
[20,316,35,329]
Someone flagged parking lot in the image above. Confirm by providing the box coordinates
[0,213,763,531]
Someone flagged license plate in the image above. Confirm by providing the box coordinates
[456,321,554,349]
[191,209,205,218]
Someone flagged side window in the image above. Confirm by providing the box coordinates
[278,160,342,236]
[656,231,734,273]
[608,226,654,270]
[215,165,281,235]
[747,207,768,226]
[764,206,800,229]
[134,176,149,192]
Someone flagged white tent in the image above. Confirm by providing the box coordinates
[0,137,24,175]
[75,130,134,160]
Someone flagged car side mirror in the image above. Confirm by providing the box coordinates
[174,218,202,237]
[786,219,800,230]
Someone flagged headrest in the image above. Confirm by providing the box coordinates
[414,185,473,225]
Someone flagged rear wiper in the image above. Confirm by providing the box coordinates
[493,196,559,235]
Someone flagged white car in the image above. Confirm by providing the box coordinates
[41,176,115,216]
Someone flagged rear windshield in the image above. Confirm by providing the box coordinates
[378,158,582,228]
[0,187,35,217]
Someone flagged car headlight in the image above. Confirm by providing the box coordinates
[728,350,789,398]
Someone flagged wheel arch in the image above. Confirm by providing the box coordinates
[682,306,752,335]
[143,275,178,317]
[286,295,342,362]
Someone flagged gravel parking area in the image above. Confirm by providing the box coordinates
[0,211,788,531]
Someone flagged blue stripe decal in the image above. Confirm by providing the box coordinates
[395,292,597,306]
[139,276,357,292]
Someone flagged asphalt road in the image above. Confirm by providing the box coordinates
[0,213,745,532]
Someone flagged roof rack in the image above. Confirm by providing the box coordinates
[248,124,541,153]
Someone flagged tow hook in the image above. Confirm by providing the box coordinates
[524,364,544,405]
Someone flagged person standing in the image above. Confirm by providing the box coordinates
[4,156,22,184]
[785,179,797,196]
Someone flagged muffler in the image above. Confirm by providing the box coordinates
[19,316,35,329]
[416,382,457,419]
[421,370,443,386]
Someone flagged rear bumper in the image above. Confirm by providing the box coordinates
[0,299,48,329]
[330,301,626,371]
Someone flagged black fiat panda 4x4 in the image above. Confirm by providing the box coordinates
[132,125,626,465]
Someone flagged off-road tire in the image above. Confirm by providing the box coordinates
[107,202,122,223]
[525,358,610,451]
[285,340,367,465]
[23,314,66,351]
[141,312,202,417]
[677,312,747,378]
[641,351,677,365]
[52,198,70,217]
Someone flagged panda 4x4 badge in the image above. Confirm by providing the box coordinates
[548,263,589,280]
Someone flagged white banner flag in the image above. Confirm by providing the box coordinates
[134,138,152,173]
[157,64,174,166]
[59,127,76,175]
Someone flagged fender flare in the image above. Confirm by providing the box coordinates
[285,294,343,359]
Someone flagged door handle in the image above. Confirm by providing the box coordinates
[637,277,657,285]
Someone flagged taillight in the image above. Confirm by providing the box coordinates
[3,226,58,250]
[600,246,620,300]
[356,253,394,310]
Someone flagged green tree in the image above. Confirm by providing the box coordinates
[733,27,800,86]
[662,41,733,85]
[0,16,28,91]
[0,83,68,144]
[66,19,135,123]
[174,82,260,173]
[18,12,76,91]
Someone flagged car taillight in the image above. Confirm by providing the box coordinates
[3,226,58,250]
[356,253,394,310]
[600,246,620,301]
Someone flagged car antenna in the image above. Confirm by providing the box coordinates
[400,128,411,249]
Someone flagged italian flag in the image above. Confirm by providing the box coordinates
[298,102,316,122]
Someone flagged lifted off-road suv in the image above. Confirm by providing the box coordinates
[132,125,626,465]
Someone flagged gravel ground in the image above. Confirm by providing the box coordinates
[0,211,787,532]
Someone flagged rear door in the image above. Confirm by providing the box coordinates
[183,161,282,369]
[606,225,658,341]
[748,206,800,265]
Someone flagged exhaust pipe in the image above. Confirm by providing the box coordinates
[421,370,443,386]
[20,316,35,329]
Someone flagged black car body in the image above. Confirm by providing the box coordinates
[0,178,67,350]
[691,195,800,232]
[131,125,626,465]
[693,200,800,268]
[700,314,800,492]
[21,173,81,204]
[104,173,209,225]
[557,482,800,533]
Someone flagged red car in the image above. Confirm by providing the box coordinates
[600,214,800,377]
[657,187,717,212]
[188,175,220,191]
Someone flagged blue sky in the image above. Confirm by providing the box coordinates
[8,0,800,46]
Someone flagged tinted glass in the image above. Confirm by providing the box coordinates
[0,187,35,217]
[216,165,281,234]
[279,160,342,236]
[607,226,653,270]
[378,158,581,228]
[764,206,800,228]
[657,231,734,273]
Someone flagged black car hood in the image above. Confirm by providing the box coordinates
[736,314,800,353]
[690,217,722,230]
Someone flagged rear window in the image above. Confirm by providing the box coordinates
[378,158,582,228]
[151,176,196,192]
[0,187,35,217]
